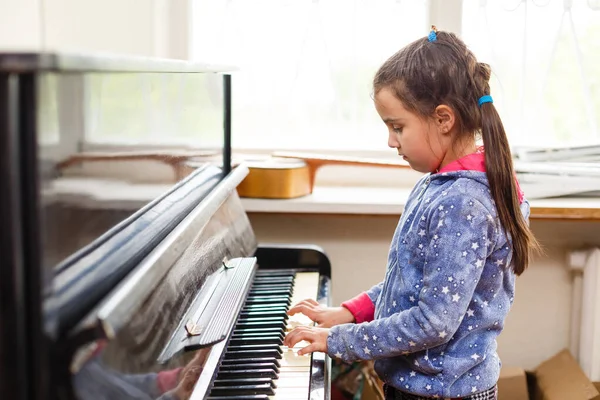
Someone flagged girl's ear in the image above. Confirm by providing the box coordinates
[433,105,456,135]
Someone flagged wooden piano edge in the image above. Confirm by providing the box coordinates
[246,206,600,222]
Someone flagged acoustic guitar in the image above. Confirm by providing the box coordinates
[56,150,411,199]
[232,151,410,199]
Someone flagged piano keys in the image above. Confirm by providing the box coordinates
[203,271,321,400]
[0,52,332,400]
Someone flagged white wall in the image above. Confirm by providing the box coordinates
[248,213,600,371]
[0,0,190,58]
[0,0,42,50]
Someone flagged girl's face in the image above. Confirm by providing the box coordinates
[374,87,451,173]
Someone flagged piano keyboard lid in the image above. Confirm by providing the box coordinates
[44,163,226,340]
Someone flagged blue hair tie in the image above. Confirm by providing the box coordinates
[478,95,493,107]
[428,25,437,42]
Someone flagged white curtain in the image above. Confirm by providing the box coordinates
[191,0,428,151]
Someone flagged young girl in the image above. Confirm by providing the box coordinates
[283,27,539,400]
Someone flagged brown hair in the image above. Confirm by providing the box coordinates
[373,30,539,275]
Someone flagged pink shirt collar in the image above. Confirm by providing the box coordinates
[438,148,486,174]
[436,148,524,203]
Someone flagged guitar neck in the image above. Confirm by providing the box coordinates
[271,151,410,169]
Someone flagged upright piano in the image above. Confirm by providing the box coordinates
[0,53,332,400]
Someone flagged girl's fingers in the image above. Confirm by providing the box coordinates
[298,343,321,356]
[305,298,320,306]
[283,326,310,348]
[288,299,320,315]
[287,304,310,316]
[284,326,328,356]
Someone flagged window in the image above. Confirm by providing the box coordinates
[191,0,428,151]
[83,72,225,149]
[462,0,600,147]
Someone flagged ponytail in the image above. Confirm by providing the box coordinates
[480,99,541,275]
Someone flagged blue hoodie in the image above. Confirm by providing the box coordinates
[327,168,530,398]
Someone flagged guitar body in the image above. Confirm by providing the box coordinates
[236,158,312,199]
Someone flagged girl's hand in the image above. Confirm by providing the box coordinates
[287,299,355,328]
[283,326,330,356]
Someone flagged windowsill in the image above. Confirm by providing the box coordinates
[46,177,600,221]
[242,186,410,215]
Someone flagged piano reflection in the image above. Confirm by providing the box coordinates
[0,53,331,400]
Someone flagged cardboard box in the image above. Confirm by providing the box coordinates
[498,349,600,400]
[498,366,529,400]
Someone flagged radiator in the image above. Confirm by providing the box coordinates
[570,248,600,381]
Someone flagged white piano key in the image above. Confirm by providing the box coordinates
[268,272,320,399]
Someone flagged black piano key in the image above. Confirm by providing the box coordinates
[216,368,278,379]
[252,277,293,282]
[236,317,287,326]
[244,296,291,305]
[252,275,296,284]
[251,284,292,290]
[233,332,284,340]
[238,309,288,319]
[232,327,284,334]
[239,309,288,318]
[231,329,285,340]
[207,397,269,400]
[238,312,286,318]
[224,349,282,359]
[243,302,290,310]
[236,320,286,330]
[220,363,279,373]
[220,357,281,367]
[249,288,292,294]
[226,344,282,353]
[255,270,295,276]
[250,280,294,289]
[229,335,283,346]
[241,302,288,308]
[248,289,292,297]
[252,276,294,284]
[242,304,288,312]
[251,279,293,285]
[210,383,275,396]
[213,377,276,387]
[248,285,294,296]
[237,317,285,325]
[250,285,292,292]
[255,268,296,277]
[250,286,292,292]
[246,295,291,301]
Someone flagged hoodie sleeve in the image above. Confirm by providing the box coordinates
[327,195,497,362]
